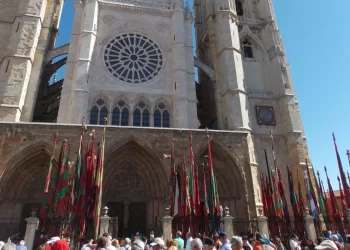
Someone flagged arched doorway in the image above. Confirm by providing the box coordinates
[103,138,167,237]
[0,143,57,240]
[194,140,253,232]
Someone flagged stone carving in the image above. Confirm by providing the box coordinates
[102,15,116,25]
[155,22,170,33]
[118,21,145,32]
[104,0,171,10]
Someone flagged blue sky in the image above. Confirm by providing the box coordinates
[55,0,350,188]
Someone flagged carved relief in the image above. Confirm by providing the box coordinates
[118,21,147,33]
[107,167,146,200]
[155,22,169,33]
[102,15,116,25]
[20,23,36,56]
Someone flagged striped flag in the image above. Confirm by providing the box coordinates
[203,168,209,216]
[93,117,107,239]
[189,131,196,215]
[55,140,70,218]
[304,171,318,220]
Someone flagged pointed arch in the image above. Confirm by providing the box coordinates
[194,139,249,217]
[0,141,58,200]
[103,136,167,201]
[239,31,269,59]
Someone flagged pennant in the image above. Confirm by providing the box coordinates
[203,168,209,216]
[93,117,107,239]
[174,171,180,216]
[333,133,350,208]
[304,171,318,220]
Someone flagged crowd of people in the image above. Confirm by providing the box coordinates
[0,230,349,250]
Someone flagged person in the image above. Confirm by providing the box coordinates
[174,232,184,249]
[131,240,145,250]
[51,240,69,250]
[125,238,132,250]
[37,244,46,250]
[219,232,231,250]
[150,232,155,244]
[45,237,60,250]
[16,241,27,250]
[274,238,284,250]
[150,238,165,250]
[0,241,5,250]
[214,234,220,250]
[306,238,317,250]
[186,232,193,250]
[331,235,343,250]
[81,240,93,250]
[112,239,121,250]
[190,239,203,250]
[2,240,16,250]
[230,236,243,250]
[290,234,302,250]
[203,238,216,250]
[253,234,262,250]
[315,240,338,250]
[108,239,118,250]
[167,240,178,250]
[242,236,252,250]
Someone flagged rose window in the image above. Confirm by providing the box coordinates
[104,33,163,83]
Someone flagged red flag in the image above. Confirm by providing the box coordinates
[203,168,209,216]
[260,173,268,216]
[195,166,201,215]
[55,140,70,218]
[333,133,350,208]
[325,166,339,217]
[337,176,347,216]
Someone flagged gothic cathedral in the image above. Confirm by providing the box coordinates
[0,0,310,239]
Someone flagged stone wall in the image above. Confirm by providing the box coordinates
[0,122,259,238]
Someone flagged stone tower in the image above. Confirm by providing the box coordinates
[0,0,63,122]
[194,0,310,183]
[56,0,197,128]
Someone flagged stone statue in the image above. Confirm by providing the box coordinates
[123,201,130,228]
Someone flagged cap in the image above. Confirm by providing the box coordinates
[125,238,131,243]
[230,236,243,245]
[150,238,165,247]
[315,240,338,250]
[219,232,227,238]
[46,237,60,245]
[203,238,214,246]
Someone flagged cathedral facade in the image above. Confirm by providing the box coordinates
[0,0,310,239]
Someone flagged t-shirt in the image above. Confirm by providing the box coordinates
[174,237,184,249]
[253,242,261,250]
[186,238,193,250]
[220,241,231,250]
[51,240,69,250]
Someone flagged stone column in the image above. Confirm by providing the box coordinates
[24,210,39,250]
[257,216,269,237]
[100,206,111,236]
[162,207,172,242]
[223,207,234,239]
[304,208,317,242]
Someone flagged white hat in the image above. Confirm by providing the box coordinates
[46,237,60,245]
[150,238,165,247]
[125,238,131,243]
[315,240,338,250]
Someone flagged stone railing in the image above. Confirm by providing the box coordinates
[101,0,172,10]
[238,16,265,25]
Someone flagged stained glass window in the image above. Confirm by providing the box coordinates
[104,33,163,83]
[112,100,129,126]
[133,101,150,127]
[89,98,108,125]
[154,102,170,128]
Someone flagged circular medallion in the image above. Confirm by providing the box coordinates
[104,33,163,84]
